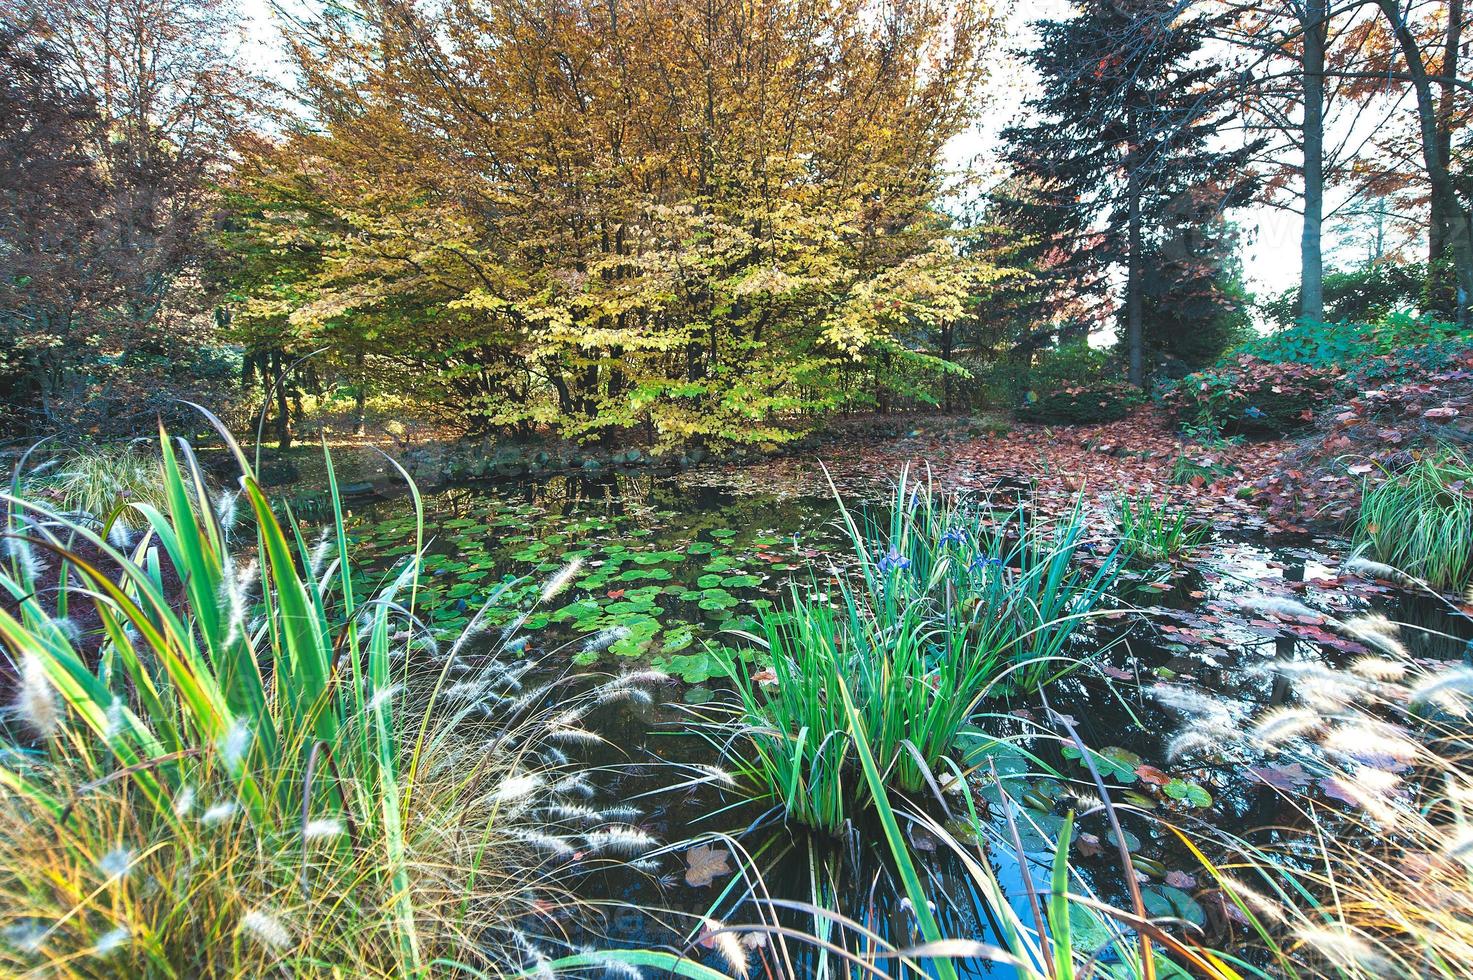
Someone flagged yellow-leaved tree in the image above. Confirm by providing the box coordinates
[230,0,1001,447]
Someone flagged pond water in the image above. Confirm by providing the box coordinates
[339,463,1473,976]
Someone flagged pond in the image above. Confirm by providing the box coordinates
[339,460,1473,976]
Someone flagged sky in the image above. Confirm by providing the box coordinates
[234,0,1332,304]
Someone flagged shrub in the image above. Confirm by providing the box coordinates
[0,424,665,976]
[720,471,1119,831]
[1355,449,1473,590]
[1259,263,1428,330]
[27,443,170,530]
[1161,356,1342,435]
[1234,311,1470,369]
[1018,380,1145,425]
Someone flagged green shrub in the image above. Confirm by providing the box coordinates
[1019,380,1144,424]
[721,471,1120,831]
[1233,311,1470,369]
[28,444,170,530]
[1030,341,1112,392]
[1260,264,1428,330]
[1161,356,1342,435]
[1355,449,1473,590]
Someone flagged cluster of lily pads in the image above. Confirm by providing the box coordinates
[346,487,841,683]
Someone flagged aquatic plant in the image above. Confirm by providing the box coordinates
[1355,449,1473,590]
[1117,493,1210,564]
[721,469,1120,831]
[0,422,681,977]
[756,684,1246,980]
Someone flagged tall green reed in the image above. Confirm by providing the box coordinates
[721,469,1120,831]
[1116,493,1210,565]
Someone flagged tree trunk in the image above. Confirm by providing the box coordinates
[1379,0,1473,323]
[1299,0,1328,322]
[353,351,367,436]
[1428,0,1464,314]
[272,350,292,451]
[1127,165,1145,387]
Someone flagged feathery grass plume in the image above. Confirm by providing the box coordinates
[218,558,258,649]
[1237,594,1323,621]
[239,909,293,951]
[1343,555,1414,585]
[1411,667,1473,715]
[1342,612,1408,655]
[539,558,583,602]
[699,919,750,977]
[1350,656,1407,681]
[302,819,343,842]
[218,720,252,768]
[1321,722,1420,768]
[582,826,657,855]
[96,848,134,880]
[1293,925,1395,976]
[201,801,239,827]
[491,773,543,803]
[582,625,630,653]
[14,653,59,738]
[172,785,196,817]
[1165,730,1220,762]
[511,829,578,858]
[1252,707,1322,748]
[1219,875,1288,924]
[4,535,43,581]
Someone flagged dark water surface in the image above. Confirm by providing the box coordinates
[342,467,1472,977]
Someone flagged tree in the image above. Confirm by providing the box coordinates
[0,26,111,431]
[226,0,1000,448]
[0,0,263,435]
[1000,0,1262,385]
[1372,0,1471,319]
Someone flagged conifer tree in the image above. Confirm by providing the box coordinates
[998,0,1262,384]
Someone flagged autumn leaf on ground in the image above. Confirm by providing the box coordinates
[685,844,732,886]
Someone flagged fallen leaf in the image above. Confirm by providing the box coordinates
[685,844,732,887]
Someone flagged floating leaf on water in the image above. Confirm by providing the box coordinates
[1163,778,1213,808]
[684,845,732,887]
[1141,884,1206,927]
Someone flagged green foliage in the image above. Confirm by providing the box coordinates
[1019,381,1145,425]
[722,471,1119,831]
[1030,341,1113,393]
[1161,356,1342,435]
[1232,312,1471,369]
[1260,264,1428,330]
[30,444,170,529]
[0,423,663,975]
[1355,449,1473,590]
[1117,494,1210,564]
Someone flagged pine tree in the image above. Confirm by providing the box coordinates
[997,0,1263,384]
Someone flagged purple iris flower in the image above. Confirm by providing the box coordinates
[878,547,911,575]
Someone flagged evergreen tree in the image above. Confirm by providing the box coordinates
[997,0,1263,384]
